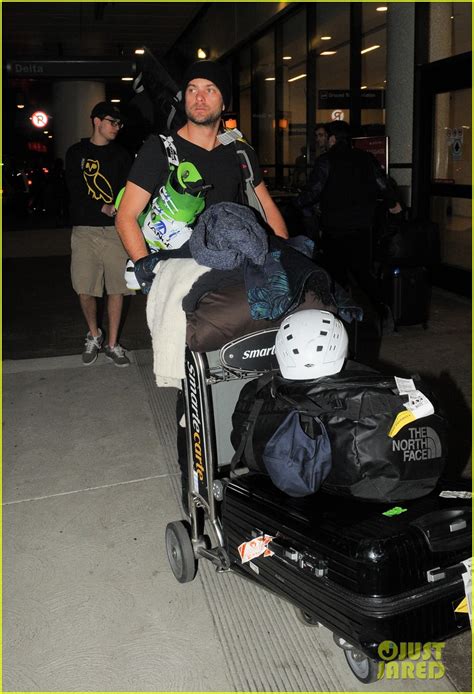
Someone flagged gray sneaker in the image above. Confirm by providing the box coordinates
[82,329,103,365]
[104,343,130,368]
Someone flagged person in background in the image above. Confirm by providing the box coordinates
[296,120,401,293]
[315,122,329,157]
[65,101,133,366]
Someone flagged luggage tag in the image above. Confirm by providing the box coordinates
[388,378,434,438]
[439,490,472,499]
[238,534,275,563]
[217,127,244,146]
[455,558,472,625]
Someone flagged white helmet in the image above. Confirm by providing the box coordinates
[275,310,348,379]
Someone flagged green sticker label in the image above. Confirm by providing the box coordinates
[383,506,408,517]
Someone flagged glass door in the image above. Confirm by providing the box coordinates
[431,88,472,272]
[414,50,471,295]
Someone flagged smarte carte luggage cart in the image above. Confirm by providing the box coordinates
[165,329,472,684]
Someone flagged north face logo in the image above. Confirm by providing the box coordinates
[392,426,442,461]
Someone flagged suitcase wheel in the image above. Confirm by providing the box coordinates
[165,520,197,584]
[295,607,320,627]
[344,648,380,684]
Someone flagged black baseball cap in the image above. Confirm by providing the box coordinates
[90,101,122,120]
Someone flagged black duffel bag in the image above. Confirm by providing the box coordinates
[230,365,447,502]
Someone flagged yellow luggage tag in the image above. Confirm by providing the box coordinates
[455,597,469,614]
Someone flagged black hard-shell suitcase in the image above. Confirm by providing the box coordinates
[379,265,431,328]
[222,474,471,662]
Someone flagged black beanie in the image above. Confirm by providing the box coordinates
[182,60,231,109]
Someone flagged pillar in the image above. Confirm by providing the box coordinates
[52,81,105,162]
[385,4,416,208]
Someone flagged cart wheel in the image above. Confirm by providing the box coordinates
[165,521,197,584]
[344,648,380,683]
[295,607,320,627]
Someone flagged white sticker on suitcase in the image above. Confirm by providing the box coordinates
[439,490,472,499]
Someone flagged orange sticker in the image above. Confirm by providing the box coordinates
[238,534,275,563]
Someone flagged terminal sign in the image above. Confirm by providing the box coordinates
[31,111,48,128]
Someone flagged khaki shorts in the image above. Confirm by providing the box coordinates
[71,225,134,296]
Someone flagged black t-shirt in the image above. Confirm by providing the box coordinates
[127,132,262,208]
[65,138,132,226]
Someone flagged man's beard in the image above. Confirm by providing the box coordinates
[186,104,222,127]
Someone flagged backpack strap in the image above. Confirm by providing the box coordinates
[276,390,360,420]
[159,133,180,167]
[233,142,267,221]
[230,397,265,475]
[230,372,275,475]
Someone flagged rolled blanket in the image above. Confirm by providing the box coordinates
[189,202,268,269]
[146,258,211,388]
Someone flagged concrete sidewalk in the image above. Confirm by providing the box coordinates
[3,336,471,692]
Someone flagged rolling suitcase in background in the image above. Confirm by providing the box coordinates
[379,265,431,329]
[222,473,471,682]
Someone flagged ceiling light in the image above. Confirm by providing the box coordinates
[43,130,48,134]
[48,135,53,139]
[17,104,25,109]
[361,86,367,90]
[111,99,121,103]
[283,56,292,60]
[320,51,337,56]
[121,76,133,81]
[134,48,145,55]
[197,48,208,59]
[361,45,380,54]
[321,36,332,40]
[288,73,307,83]
[265,77,276,81]
[376,6,388,11]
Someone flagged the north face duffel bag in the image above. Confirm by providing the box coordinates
[230,365,447,502]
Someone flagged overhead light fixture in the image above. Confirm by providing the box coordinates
[320,51,337,56]
[361,45,380,54]
[111,99,121,103]
[288,73,307,83]
[43,130,48,134]
[17,104,25,109]
[376,6,388,11]
[283,56,292,60]
[265,77,276,81]
[197,48,208,59]
[361,86,367,90]
[48,135,53,139]
[135,48,145,55]
[321,36,332,40]
[121,76,133,81]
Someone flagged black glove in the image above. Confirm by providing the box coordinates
[133,254,161,294]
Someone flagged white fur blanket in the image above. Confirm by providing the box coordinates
[146,258,210,388]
